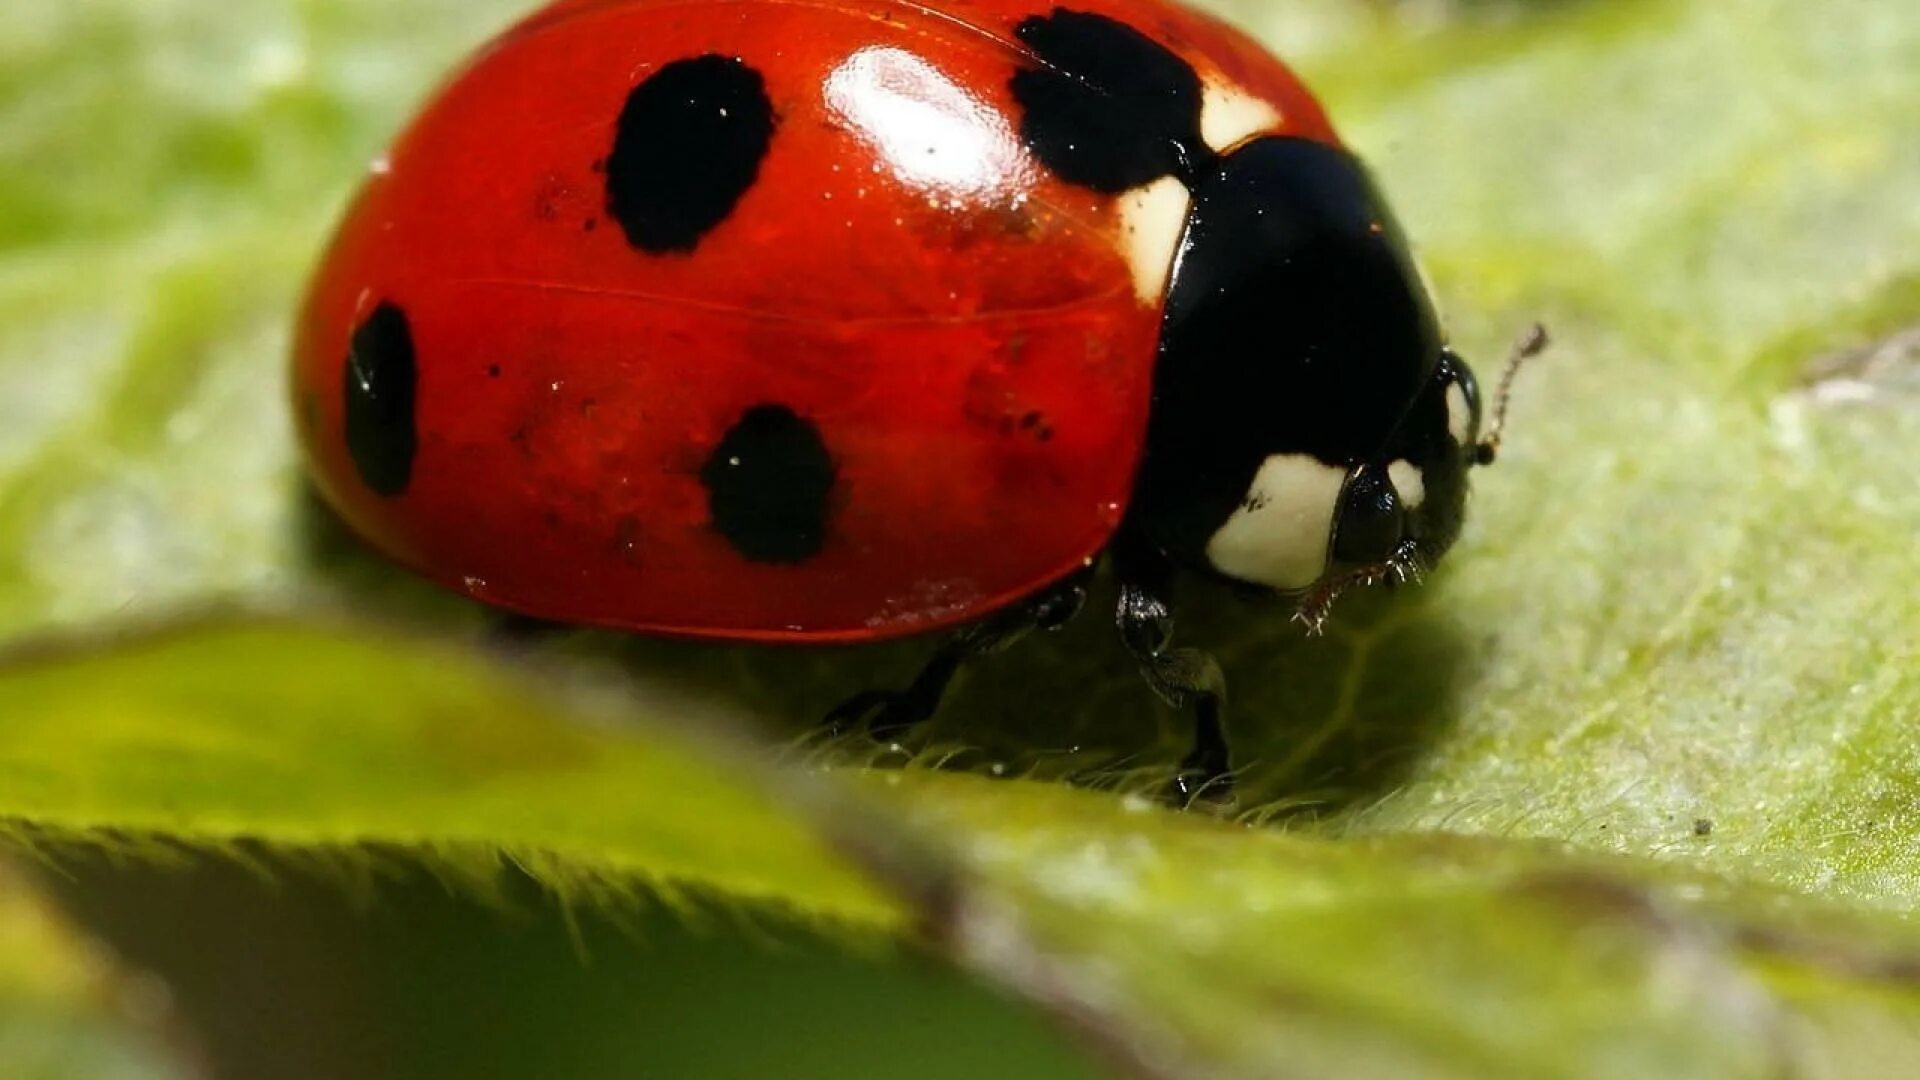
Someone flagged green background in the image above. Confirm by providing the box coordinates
[2,0,1919,1076]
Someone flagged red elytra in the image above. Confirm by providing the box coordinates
[292,0,1340,643]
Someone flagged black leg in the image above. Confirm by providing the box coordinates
[1111,533,1232,807]
[486,611,570,646]
[825,568,1092,743]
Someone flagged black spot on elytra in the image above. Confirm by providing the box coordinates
[342,302,417,497]
[700,404,835,564]
[606,54,775,253]
[1010,9,1206,192]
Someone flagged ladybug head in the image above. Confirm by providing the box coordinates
[1128,135,1545,628]
[1295,326,1548,629]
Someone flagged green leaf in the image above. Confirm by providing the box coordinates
[4,0,1920,1075]
[0,618,896,929]
[8,621,1920,1078]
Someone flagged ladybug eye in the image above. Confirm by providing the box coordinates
[1330,467,1402,569]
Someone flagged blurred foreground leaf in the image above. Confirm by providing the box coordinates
[2,621,1920,1078]
[0,865,196,1080]
[2,0,1919,1075]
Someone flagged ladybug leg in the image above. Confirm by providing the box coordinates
[1112,537,1232,808]
[824,647,970,744]
[485,611,570,646]
[824,569,1092,743]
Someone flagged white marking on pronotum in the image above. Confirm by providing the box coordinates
[1387,459,1425,510]
[1116,175,1190,303]
[1204,453,1348,590]
[1199,80,1280,155]
[1446,382,1474,446]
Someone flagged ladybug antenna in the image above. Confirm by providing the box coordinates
[1473,322,1550,467]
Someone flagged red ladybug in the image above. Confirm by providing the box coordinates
[295,0,1532,801]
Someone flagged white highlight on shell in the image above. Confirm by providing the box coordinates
[1204,453,1348,590]
[1445,382,1474,446]
[1199,80,1281,154]
[1387,459,1425,511]
[824,47,1021,197]
[1117,174,1191,303]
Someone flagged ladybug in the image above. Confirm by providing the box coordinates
[294,0,1540,802]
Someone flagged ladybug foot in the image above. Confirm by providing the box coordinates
[822,689,934,743]
[1167,762,1236,811]
[823,570,1094,748]
[1114,534,1235,812]
[822,641,971,744]
[1164,693,1236,810]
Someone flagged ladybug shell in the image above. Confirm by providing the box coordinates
[294,0,1337,642]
